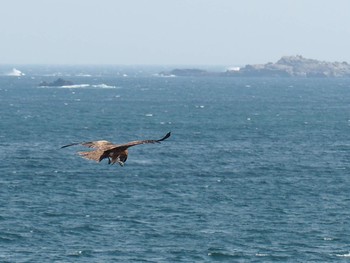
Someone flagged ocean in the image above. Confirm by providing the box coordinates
[1,66,350,262]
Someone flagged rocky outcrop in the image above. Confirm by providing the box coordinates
[39,78,74,86]
[226,55,350,77]
[159,68,215,77]
[161,56,350,77]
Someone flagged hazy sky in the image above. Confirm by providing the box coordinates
[1,0,350,65]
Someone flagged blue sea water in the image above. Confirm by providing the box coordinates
[1,66,350,262]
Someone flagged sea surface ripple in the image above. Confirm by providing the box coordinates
[1,69,350,262]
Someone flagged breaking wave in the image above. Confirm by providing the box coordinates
[91,84,117,89]
[39,83,118,89]
[4,68,25,76]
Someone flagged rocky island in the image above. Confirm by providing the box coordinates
[160,56,350,78]
[38,78,74,87]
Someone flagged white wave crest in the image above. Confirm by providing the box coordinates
[91,84,117,89]
[61,84,90,88]
[5,68,25,76]
[38,83,118,89]
[336,252,350,257]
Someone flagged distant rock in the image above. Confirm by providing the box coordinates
[229,55,350,77]
[159,68,219,77]
[39,78,74,86]
[161,56,350,78]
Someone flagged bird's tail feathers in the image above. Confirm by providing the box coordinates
[78,150,104,162]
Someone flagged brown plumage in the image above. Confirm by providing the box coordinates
[61,132,171,166]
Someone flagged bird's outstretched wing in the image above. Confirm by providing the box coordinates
[104,132,171,153]
[61,140,115,150]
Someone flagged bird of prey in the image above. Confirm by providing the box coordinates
[61,132,171,166]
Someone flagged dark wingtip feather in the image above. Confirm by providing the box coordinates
[61,142,80,149]
[157,132,171,142]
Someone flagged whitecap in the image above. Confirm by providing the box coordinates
[91,84,117,89]
[39,84,90,89]
[76,73,92,77]
[5,68,25,76]
[145,113,153,117]
[256,253,268,257]
[61,84,90,89]
[158,74,176,77]
[336,252,350,257]
[68,250,83,256]
[129,159,153,165]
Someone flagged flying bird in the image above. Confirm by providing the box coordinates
[61,132,171,166]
